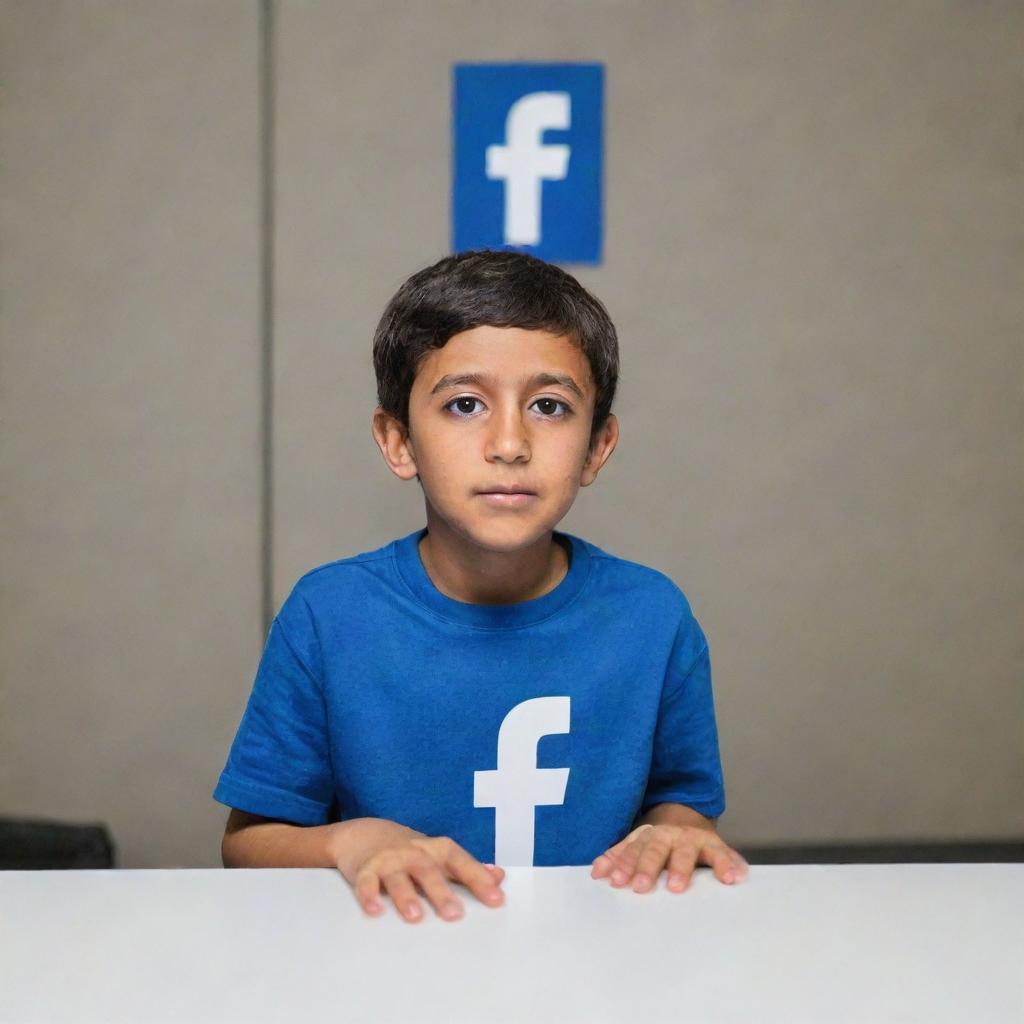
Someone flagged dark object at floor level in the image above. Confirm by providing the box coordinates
[740,841,1024,864]
[0,818,115,869]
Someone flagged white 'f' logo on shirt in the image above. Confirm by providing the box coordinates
[485,92,571,246]
[473,696,571,866]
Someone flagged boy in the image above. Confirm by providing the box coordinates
[215,250,748,923]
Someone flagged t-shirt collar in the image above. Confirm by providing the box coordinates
[392,526,590,629]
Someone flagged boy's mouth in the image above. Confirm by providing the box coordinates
[476,486,537,507]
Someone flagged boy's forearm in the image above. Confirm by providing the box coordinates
[222,818,341,869]
[637,802,718,832]
[222,815,419,877]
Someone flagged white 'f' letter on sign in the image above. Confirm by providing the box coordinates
[474,696,571,866]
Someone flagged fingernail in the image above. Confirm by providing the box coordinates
[633,874,650,892]
[724,870,736,884]
[668,874,685,891]
[612,869,627,884]
[366,899,382,914]
[406,903,421,920]
[441,901,462,920]
[486,888,503,904]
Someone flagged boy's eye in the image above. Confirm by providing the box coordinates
[443,396,572,418]
[448,396,484,416]
[533,398,569,417]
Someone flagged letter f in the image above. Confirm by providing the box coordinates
[486,92,571,246]
[474,696,571,866]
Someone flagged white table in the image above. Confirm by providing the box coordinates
[1,864,1021,1023]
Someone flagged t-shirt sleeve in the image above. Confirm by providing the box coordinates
[212,587,335,825]
[639,617,726,820]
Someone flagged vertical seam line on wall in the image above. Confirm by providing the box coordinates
[259,0,276,640]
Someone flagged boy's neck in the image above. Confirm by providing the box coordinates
[417,524,568,606]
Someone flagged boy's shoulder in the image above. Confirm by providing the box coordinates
[286,535,398,600]
[575,534,697,619]
[302,537,396,575]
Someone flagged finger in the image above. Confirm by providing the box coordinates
[407,859,464,922]
[666,842,701,893]
[352,867,385,916]
[727,848,751,882]
[606,827,655,884]
[631,834,674,893]
[380,868,425,923]
[443,842,504,908]
[591,823,654,879]
[591,852,615,879]
[485,863,506,881]
[698,842,750,885]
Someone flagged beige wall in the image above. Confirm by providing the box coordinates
[1,1,262,867]
[2,0,1021,867]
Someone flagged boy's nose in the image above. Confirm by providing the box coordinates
[485,409,531,462]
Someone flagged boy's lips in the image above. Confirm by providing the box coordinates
[476,488,537,507]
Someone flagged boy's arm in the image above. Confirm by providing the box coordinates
[221,809,505,923]
[222,808,417,876]
[636,801,717,832]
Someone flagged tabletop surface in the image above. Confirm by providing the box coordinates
[2,863,1022,1023]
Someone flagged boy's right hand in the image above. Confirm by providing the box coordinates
[330,818,505,923]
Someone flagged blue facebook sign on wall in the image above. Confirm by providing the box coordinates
[452,63,603,265]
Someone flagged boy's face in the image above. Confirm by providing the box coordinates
[373,325,618,555]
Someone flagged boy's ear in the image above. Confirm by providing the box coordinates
[371,406,419,482]
[579,413,619,488]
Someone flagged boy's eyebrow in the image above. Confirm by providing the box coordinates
[429,372,586,400]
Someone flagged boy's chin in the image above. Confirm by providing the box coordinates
[448,519,563,554]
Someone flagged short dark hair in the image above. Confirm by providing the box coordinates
[372,250,619,448]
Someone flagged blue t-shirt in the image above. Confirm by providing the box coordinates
[213,528,725,866]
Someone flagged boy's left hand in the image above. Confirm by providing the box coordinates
[590,823,749,894]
